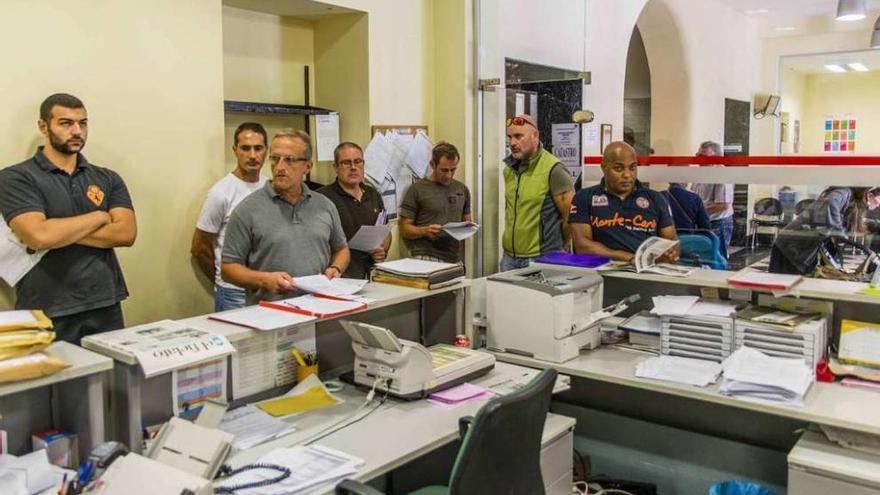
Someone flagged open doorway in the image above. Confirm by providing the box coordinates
[623,26,651,156]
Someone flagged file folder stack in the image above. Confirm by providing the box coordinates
[734,306,827,376]
[371,258,465,290]
[661,314,735,363]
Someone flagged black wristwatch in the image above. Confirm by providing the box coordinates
[328,265,342,275]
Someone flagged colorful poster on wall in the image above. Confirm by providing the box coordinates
[823,115,856,153]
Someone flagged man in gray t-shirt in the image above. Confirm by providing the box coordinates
[221,130,350,304]
[399,143,471,263]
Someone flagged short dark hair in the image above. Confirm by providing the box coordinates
[39,93,85,122]
[233,122,268,147]
[431,142,459,165]
[334,142,363,164]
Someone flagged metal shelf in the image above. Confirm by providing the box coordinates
[223,100,333,116]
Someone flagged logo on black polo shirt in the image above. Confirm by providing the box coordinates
[636,197,650,209]
[87,185,105,207]
[592,194,608,207]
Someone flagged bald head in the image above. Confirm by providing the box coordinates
[601,141,638,198]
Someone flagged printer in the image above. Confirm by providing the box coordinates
[487,267,606,363]
[341,320,495,399]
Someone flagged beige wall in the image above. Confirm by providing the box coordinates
[779,69,807,155]
[799,72,880,155]
[0,1,226,323]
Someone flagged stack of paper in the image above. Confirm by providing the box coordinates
[635,355,722,387]
[209,305,315,331]
[218,405,296,451]
[372,258,465,290]
[728,271,802,291]
[720,347,814,405]
[213,445,364,495]
[426,383,495,409]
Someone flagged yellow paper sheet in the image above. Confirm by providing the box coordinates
[256,386,338,417]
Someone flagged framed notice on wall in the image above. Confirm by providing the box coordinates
[823,115,856,153]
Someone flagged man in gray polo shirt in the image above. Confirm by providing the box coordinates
[221,129,350,304]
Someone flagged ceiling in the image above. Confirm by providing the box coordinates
[783,49,880,72]
[717,0,880,37]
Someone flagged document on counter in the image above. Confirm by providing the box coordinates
[0,217,46,286]
[218,405,296,451]
[209,305,316,331]
[96,320,235,377]
[720,347,813,405]
[213,444,364,495]
[635,355,722,387]
[256,374,343,417]
[347,224,391,252]
[441,221,480,241]
[261,295,366,318]
[650,295,699,316]
[293,275,368,297]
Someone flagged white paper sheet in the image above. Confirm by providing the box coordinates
[635,355,722,387]
[273,295,365,318]
[218,405,296,451]
[0,218,46,286]
[687,300,740,317]
[441,221,479,241]
[315,113,340,162]
[720,347,814,405]
[0,310,38,327]
[404,130,433,178]
[212,445,363,495]
[97,320,235,377]
[292,275,368,297]
[364,132,393,185]
[388,132,413,182]
[347,224,391,252]
[374,258,459,276]
[650,295,699,316]
[209,305,315,331]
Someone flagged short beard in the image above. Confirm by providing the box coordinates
[48,132,82,155]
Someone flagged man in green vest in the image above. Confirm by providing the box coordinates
[501,114,574,271]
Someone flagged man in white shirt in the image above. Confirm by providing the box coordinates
[692,141,734,258]
[191,122,268,311]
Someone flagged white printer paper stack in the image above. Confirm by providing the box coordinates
[734,306,827,375]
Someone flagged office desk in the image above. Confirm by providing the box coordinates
[82,281,468,452]
[0,342,113,458]
[494,347,880,436]
[226,362,576,495]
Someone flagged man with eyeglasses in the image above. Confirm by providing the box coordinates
[399,142,471,264]
[570,141,678,262]
[501,114,575,271]
[317,142,390,278]
[221,129,350,304]
[191,122,268,311]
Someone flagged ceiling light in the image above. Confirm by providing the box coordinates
[836,0,866,21]
[745,9,769,15]
[873,17,880,48]
[825,64,847,72]
[848,62,869,71]
[775,26,796,31]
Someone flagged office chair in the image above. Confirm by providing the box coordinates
[795,198,815,216]
[335,368,559,495]
[678,230,728,270]
[749,197,784,250]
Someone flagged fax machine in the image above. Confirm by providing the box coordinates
[341,320,495,399]
[487,267,617,363]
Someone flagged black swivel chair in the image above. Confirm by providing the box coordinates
[336,368,559,495]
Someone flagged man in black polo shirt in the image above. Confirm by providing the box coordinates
[570,141,678,262]
[0,93,136,343]
[317,142,390,279]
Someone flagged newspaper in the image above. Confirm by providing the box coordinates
[634,237,694,277]
[97,320,235,377]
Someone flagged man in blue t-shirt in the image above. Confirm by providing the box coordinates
[570,141,678,262]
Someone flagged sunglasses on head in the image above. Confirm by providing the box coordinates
[506,116,536,129]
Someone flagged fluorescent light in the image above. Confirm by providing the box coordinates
[775,26,796,32]
[745,9,769,15]
[848,62,869,71]
[825,64,847,72]
[837,0,866,21]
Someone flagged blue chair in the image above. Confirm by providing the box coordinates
[679,230,728,270]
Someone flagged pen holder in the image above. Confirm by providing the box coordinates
[297,363,319,382]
